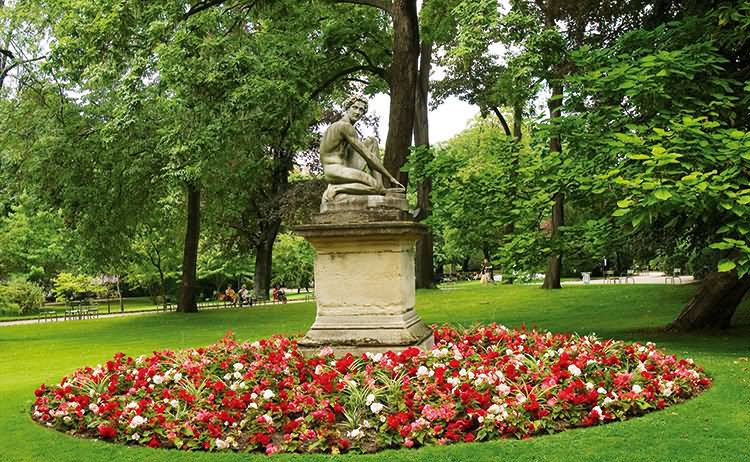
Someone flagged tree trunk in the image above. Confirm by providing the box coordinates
[667,270,750,331]
[254,236,276,300]
[513,103,523,142]
[158,268,167,310]
[178,183,201,313]
[542,192,564,289]
[252,148,292,299]
[414,38,434,289]
[383,0,419,186]
[542,82,564,290]
[115,276,124,312]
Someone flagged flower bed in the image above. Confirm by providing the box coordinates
[31,324,711,454]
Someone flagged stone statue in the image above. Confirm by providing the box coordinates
[319,95,405,208]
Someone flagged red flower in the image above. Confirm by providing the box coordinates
[97,424,117,440]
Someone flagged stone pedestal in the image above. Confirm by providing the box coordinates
[295,213,434,356]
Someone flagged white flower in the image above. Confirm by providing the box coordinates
[372,353,383,362]
[347,428,362,439]
[585,382,594,391]
[152,375,164,385]
[568,364,582,376]
[233,363,244,371]
[170,399,179,408]
[233,371,242,379]
[248,402,258,409]
[432,348,449,358]
[591,406,604,420]
[416,366,430,377]
[315,365,324,375]
[88,403,99,413]
[496,383,511,395]
[597,387,607,395]
[129,415,146,428]
[632,384,643,394]
[131,433,140,441]
[216,438,230,449]
[173,372,182,382]
[262,389,275,400]
[223,373,232,381]
[126,401,138,410]
[362,419,371,428]
[366,393,376,405]
[487,404,502,415]
[261,414,273,424]
[515,393,527,404]
[63,416,72,424]
[370,402,384,414]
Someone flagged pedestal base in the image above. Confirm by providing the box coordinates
[295,218,434,356]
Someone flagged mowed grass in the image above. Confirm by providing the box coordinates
[1,284,748,462]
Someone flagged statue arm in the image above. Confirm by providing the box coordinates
[341,127,404,189]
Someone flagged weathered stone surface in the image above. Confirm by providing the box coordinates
[319,189,408,214]
[296,217,434,356]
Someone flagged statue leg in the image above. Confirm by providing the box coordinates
[362,138,384,189]
[323,165,384,201]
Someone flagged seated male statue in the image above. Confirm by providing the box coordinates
[319,94,404,204]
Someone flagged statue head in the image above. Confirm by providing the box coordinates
[343,93,368,112]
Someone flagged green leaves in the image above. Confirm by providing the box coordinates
[654,190,672,201]
[717,260,736,272]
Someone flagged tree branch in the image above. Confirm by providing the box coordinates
[0,54,46,88]
[333,0,392,15]
[184,0,234,19]
[490,106,512,137]
[310,64,386,100]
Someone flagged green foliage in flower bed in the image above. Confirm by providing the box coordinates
[2,284,749,461]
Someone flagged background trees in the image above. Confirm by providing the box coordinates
[0,0,747,331]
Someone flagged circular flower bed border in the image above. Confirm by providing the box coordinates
[32,324,711,454]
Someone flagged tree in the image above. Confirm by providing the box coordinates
[412,118,535,277]
[564,5,750,330]
[271,233,315,291]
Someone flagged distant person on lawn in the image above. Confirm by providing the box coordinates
[238,284,252,307]
[224,285,237,307]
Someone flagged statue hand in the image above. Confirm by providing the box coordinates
[390,177,405,190]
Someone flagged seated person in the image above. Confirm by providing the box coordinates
[224,285,237,307]
[319,94,404,202]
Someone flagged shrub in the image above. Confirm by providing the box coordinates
[52,272,107,303]
[0,279,45,315]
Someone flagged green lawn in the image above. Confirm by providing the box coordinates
[1,284,748,462]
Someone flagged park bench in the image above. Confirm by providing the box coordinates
[64,300,99,320]
[603,270,618,283]
[620,269,636,284]
[665,268,682,284]
[37,310,58,322]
